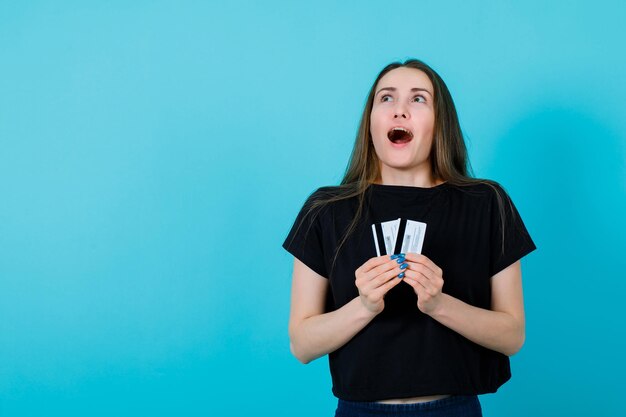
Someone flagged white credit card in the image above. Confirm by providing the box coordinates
[372,218,427,256]
[372,223,382,256]
[400,219,427,254]
[380,218,400,256]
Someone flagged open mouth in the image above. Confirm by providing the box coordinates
[387,127,413,144]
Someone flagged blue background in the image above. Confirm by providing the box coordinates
[1,1,625,416]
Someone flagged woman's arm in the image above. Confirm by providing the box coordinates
[403,254,525,356]
[430,262,525,356]
[288,256,404,364]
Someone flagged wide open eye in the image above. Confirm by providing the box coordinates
[412,95,426,103]
[380,94,393,102]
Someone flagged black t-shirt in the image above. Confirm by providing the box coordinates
[282,181,536,401]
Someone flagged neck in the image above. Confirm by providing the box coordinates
[376,164,441,188]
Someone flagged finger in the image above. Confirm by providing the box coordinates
[404,261,439,284]
[366,257,407,281]
[362,263,405,293]
[356,256,393,286]
[403,276,427,294]
[403,269,427,287]
[369,272,404,299]
[404,269,440,296]
[409,261,444,289]
[404,253,443,277]
[358,255,394,274]
[403,269,432,292]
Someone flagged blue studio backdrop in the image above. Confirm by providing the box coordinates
[1,1,625,416]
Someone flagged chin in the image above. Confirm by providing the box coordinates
[380,161,416,171]
[380,156,430,171]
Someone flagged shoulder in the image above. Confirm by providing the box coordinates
[447,179,509,202]
[295,185,345,221]
[445,180,519,221]
[304,185,355,208]
[309,185,343,199]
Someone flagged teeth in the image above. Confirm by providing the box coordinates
[387,127,413,143]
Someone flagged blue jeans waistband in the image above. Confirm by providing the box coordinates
[335,395,482,417]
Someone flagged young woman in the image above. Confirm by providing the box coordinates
[282,59,536,417]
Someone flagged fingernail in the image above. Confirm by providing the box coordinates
[398,272,405,279]
[390,254,400,260]
[395,257,405,264]
[400,263,408,270]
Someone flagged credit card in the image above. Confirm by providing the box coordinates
[371,218,400,256]
[400,219,427,254]
[372,218,427,256]
[380,218,400,255]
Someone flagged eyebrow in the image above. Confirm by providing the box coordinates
[375,87,433,97]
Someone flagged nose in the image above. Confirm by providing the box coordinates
[393,103,409,119]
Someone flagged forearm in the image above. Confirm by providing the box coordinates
[289,297,377,364]
[430,293,525,356]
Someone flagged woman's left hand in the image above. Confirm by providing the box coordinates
[402,253,445,315]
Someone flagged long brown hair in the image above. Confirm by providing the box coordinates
[298,59,510,275]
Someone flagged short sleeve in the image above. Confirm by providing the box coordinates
[489,184,537,277]
[282,189,329,278]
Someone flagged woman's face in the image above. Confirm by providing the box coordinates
[369,67,436,176]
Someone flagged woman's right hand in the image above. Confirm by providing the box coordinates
[355,254,407,314]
